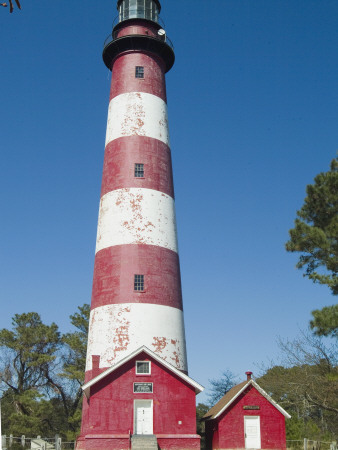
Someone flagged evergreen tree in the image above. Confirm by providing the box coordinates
[59,304,90,436]
[0,305,90,439]
[0,312,61,436]
[0,312,60,404]
[286,157,338,295]
[310,304,338,339]
[61,304,90,384]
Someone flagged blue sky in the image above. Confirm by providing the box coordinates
[1,0,337,403]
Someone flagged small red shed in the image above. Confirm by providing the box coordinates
[203,372,290,450]
[77,346,204,450]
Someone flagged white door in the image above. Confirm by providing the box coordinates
[134,400,153,435]
[244,416,261,449]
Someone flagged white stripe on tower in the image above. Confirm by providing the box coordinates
[96,188,178,254]
[85,303,187,371]
[105,92,170,147]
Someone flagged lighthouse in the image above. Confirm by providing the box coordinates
[77,1,203,449]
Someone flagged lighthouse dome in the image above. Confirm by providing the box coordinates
[117,0,161,23]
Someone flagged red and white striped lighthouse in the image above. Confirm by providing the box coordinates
[77,2,203,449]
[86,0,188,378]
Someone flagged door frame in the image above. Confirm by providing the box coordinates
[244,415,261,449]
[133,399,153,435]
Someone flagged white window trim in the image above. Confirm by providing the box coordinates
[136,360,151,375]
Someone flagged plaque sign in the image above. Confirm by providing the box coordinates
[134,382,153,393]
[243,405,260,410]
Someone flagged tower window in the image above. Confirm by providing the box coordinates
[134,274,144,291]
[135,163,144,177]
[135,66,144,78]
[136,361,151,375]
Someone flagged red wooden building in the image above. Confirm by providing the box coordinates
[203,372,290,450]
[78,346,203,450]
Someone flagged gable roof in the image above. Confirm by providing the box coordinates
[203,379,291,420]
[82,346,204,397]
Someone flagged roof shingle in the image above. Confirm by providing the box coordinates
[203,380,248,420]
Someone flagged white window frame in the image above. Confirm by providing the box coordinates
[136,360,151,375]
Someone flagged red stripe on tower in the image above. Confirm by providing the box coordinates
[110,52,167,102]
[101,137,174,197]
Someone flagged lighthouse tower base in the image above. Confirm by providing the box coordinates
[77,436,201,450]
[76,348,202,450]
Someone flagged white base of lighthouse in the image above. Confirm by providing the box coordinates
[86,303,188,372]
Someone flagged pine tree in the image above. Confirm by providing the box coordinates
[286,157,338,294]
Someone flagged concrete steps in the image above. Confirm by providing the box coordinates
[131,434,158,450]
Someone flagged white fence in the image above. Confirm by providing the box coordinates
[287,439,337,450]
[1,435,75,450]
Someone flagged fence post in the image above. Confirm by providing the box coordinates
[55,435,62,450]
[2,435,6,449]
[304,438,308,450]
[9,435,13,447]
[21,435,25,447]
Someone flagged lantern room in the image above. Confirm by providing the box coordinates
[117,0,161,23]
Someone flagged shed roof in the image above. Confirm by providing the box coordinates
[82,345,204,397]
[203,379,291,420]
